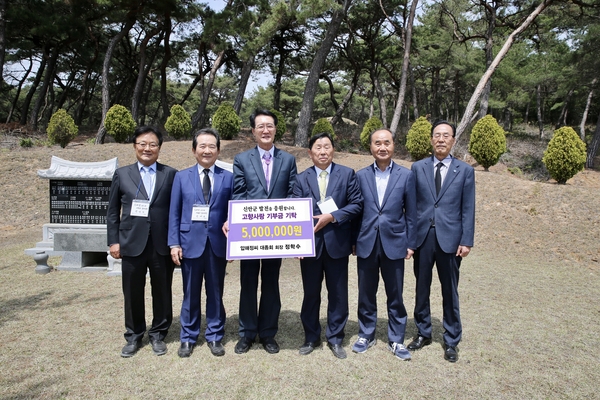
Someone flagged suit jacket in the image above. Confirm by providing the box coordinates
[167,165,233,259]
[232,146,297,200]
[354,162,417,260]
[107,162,177,257]
[292,162,363,259]
[411,156,475,253]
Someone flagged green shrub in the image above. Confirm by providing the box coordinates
[405,116,432,160]
[360,116,383,150]
[271,109,286,142]
[468,115,507,171]
[542,126,586,184]
[20,138,33,148]
[212,102,241,140]
[164,104,191,140]
[311,118,336,140]
[47,109,78,148]
[104,104,135,143]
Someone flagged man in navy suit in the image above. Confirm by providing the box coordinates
[168,128,233,358]
[229,109,297,355]
[352,129,417,361]
[107,126,177,358]
[408,120,475,362]
[292,132,362,359]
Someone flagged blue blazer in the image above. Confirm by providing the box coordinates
[354,162,417,260]
[107,162,177,257]
[411,156,475,253]
[168,165,233,259]
[232,146,297,200]
[292,163,363,259]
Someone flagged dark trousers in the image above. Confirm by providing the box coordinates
[121,237,174,343]
[413,226,462,346]
[300,251,349,345]
[357,235,408,344]
[180,241,227,344]
[238,258,282,339]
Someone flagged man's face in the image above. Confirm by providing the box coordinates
[252,115,276,150]
[370,130,395,165]
[134,132,160,166]
[193,134,220,169]
[308,137,334,170]
[431,124,455,160]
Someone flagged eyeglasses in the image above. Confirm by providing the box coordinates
[255,124,275,131]
[197,144,217,150]
[135,142,159,149]
[432,133,453,139]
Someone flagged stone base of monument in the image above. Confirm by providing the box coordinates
[24,223,121,275]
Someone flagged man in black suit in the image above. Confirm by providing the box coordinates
[408,120,475,363]
[292,132,362,359]
[107,126,177,358]
[228,109,297,355]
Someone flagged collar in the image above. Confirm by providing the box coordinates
[373,160,394,173]
[314,163,333,175]
[197,164,216,174]
[257,146,275,159]
[138,162,157,172]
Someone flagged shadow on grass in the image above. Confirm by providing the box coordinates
[0,291,53,327]
[2,375,69,399]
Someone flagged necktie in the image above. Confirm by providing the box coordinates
[142,166,152,199]
[263,151,272,190]
[318,170,328,202]
[202,168,211,203]
[435,162,443,196]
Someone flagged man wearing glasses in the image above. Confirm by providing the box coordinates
[226,109,297,355]
[408,120,475,363]
[107,126,177,358]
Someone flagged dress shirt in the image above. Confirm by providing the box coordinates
[433,156,452,187]
[257,146,274,187]
[374,161,394,207]
[137,161,156,200]
[197,164,215,197]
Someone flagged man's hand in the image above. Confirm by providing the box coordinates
[456,245,471,258]
[405,248,414,260]
[222,220,229,237]
[171,247,183,266]
[313,213,334,232]
[109,243,121,259]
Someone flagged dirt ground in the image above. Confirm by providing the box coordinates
[1,130,598,269]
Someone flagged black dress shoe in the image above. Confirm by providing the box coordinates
[207,341,225,357]
[235,337,254,354]
[259,337,280,354]
[299,340,321,355]
[327,342,347,359]
[150,339,167,356]
[407,335,432,351]
[121,340,141,358]
[178,342,195,358]
[444,344,458,362]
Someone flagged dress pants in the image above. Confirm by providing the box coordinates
[238,258,282,340]
[357,234,408,343]
[300,251,349,345]
[413,226,462,346]
[121,236,174,343]
[180,241,227,344]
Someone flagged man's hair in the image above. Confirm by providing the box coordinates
[309,132,335,149]
[192,128,221,151]
[249,109,278,128]
[369,128,395,143]
[431,120,456,137]
[132,126,163,146]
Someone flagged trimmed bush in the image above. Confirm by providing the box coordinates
[20,138,33,148]
[47,109,78,148]
[165,104,191,140]
[104,105,135,143]
[405,116,432,160]
[212,102,241,140]
[468,115,507,171]
[542,126,586,184]
[271,109,286,142]
[311,118,336,140]
[360,116,383,150]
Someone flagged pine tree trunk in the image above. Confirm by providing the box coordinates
[234,55,255,114]
[537,83,544,138]
[580,78,597,140]
[586,113,600,169]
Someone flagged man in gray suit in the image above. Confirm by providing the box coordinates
[107,126,177,358]
[408,120,475,362]
[352,129,416,361]
[230,109,297,355]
